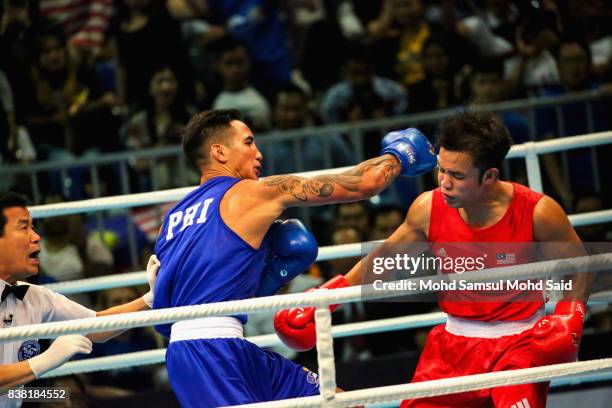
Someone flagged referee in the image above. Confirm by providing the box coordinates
[0,192,158,407]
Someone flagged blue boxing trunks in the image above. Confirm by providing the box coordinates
[166,317,320,407]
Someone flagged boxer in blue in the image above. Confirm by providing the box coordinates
[153,109,436,406]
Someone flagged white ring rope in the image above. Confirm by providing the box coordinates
[26,131,612,219]
[42,349,165,378]
[43,200,612,295]
[568,209,612,227]
[43,349,612,396]
[232,359,612,408]
[41,241,376,295]
[26,166,351,219]
[41,287,612,378]
[44,270,148,295]
[42,240,382,295]
[5,253,611,343]
[506,131,612,156]
[29,187,194,218]
[42,310,612,400]
[315,308,337,405]
[42,313,447,377]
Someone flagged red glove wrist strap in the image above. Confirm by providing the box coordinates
[554,300,586,320]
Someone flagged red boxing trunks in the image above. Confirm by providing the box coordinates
[401,320,549,408]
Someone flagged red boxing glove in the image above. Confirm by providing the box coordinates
[274,275,350,351]
[532,300,586,366]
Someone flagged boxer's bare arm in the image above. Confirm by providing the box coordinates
[222,155,401,248]
[533,196,592,301]
[345,192,431,285]
[260,154,401,209]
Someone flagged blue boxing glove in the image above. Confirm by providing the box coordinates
[381,128,437,176]
[256,219,318,297]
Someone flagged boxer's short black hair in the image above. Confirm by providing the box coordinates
[436,111,512,179]
[0,192,30,237]
[182,109,244,172]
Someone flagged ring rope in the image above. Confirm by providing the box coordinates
[42,241,380,295]
[40,285,612,378]
[5,253,611,342]
[42,313,447,377]
[26,166,349,219]
[231,359,612,408]
[567,209,612,227]
[29,186,194,219]
[43,215,612,295]
[1,288,366,342]
[43,350,612,394]
[26,132,612,219]
[42,349,165,378]
[44,270,148,295]
[40,318,612,405]
[315,308,337,405]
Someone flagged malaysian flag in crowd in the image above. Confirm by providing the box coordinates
[131,202,177,242]
[39,0,112,51]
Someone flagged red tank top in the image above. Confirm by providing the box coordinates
[428,182,545,321]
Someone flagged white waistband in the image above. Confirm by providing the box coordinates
[445,308,545,338]
[170,317,244,343]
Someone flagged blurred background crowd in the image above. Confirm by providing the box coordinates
[1,0,612,406]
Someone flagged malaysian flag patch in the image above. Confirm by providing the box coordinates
[496,253,516,264]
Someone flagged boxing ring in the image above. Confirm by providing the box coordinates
[9,130,612,406]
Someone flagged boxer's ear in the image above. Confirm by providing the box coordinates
[210,143,228,163]
[482,168,498,185]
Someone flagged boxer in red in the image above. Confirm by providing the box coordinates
[275,111,591,407]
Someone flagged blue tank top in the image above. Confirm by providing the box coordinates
[153,176,269,336]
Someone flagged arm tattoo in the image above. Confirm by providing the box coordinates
[350,156,401,185]
[262,156,400,201]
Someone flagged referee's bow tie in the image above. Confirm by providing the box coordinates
[1,284,29,302]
